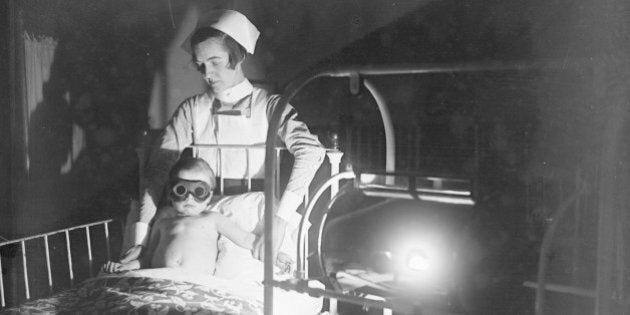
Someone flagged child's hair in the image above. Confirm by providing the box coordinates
[168,157,217,189]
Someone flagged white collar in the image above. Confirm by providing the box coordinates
[214,79,253,103]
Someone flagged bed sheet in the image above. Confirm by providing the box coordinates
[1,268,323,315]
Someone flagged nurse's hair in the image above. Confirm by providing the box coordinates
[169,156,217,189]
[190,27,247,69]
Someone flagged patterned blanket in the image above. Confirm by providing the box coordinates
[2,276,263,314]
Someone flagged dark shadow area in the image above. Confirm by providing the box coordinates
[18,0,184,236]
[0,0,12,239]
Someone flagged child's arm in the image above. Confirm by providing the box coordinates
[209,213,256,250]
[140,218,162,268]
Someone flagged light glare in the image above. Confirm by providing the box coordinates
[407,250,430,271]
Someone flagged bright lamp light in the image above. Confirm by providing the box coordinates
[391,230,452,292]
[406,249,431,272]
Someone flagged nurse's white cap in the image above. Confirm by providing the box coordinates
[206,9,260,54]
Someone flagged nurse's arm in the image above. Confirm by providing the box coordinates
[268,100,326,226]
[133,101,195,246]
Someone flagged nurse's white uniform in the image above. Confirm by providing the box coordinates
[127,9,325,257]
[135,79,324,245]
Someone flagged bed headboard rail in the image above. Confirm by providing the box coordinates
[0,219,113,308]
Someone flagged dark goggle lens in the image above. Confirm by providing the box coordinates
[170,181,211,202]
[174,185,188,196]
[194,186,206,197]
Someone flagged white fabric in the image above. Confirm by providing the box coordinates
[215,78,253,103]
[104,268,324,315]
[132,222,150,246]
[207,10,259,54]
[276,190,304,227]
[138,81,325,225]
[209,192,265,232]
[212,92,267,179]
[210,192,304,279]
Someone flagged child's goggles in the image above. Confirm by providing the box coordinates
[169,179,212,202]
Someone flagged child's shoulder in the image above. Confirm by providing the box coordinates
[154,206,178,223]
[196,211,227,225]
[198,210,221,219]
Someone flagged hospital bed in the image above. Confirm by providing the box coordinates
[1,61,573,315]
[0,139,343,314]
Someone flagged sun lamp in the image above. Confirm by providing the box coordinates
[406,249,431,272]
[357,172,475,206]
[387,229,456,296]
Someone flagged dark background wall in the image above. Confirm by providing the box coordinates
[0,0,12,240]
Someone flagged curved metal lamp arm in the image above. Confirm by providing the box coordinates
[294,171,356,279]
[362,79,396,174]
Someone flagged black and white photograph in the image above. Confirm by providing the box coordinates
[0,0,629,314]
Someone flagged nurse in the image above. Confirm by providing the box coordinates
[123,10,325,263]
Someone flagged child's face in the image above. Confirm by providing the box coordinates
[169,169,213,216]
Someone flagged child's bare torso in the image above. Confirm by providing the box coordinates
[151,214,218,274]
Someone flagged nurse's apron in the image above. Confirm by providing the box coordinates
[191,92,299,265]
[190,92,268,185]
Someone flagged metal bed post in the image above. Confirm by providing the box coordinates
[275,148,281,199]
[64,231,74,288]
[362,79,395,177]
[20,241,29,300]
[0,254,4,307]
[85,226,93,277]
[326,150,344,198]
[246,148,252,191]
[104,221,111,261]
[219,148,224,196]
[265,71,333,315]
[43,235,53,294]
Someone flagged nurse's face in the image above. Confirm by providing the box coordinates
[193,37,244,94]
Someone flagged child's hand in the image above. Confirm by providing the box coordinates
[102,260,140,273]
[102,261,124,273]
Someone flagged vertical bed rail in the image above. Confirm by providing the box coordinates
[0,252,4,307]
[43,235,52,294]
[85,226,93,277]
[104,221,111,261]
[0,219,114,308]
[20,241,29,300]
[189,143,284,196]
[64,230,74,287]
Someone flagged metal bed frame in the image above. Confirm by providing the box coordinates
[2,60,624,314]
[0,219,114,307]
[261,61,618,315]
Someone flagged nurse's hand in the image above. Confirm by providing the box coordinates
[120,245,143,263]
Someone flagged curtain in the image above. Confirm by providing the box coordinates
[23,32,85,174]
[23,32,56,118]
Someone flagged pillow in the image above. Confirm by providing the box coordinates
[210,191,266,233]
[210,192,301,281]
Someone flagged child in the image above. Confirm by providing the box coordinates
[103,157,258,274]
